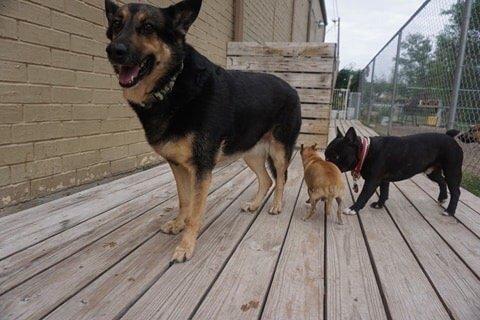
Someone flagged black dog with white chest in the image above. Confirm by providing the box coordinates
[325,127,463,216]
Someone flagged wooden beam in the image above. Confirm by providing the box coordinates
[233,0,244,41]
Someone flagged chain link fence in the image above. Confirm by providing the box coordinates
[358,0,480,195]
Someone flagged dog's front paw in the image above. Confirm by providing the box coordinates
[370,202,384,209]
[160,218,185,235]
[342,208,357,215]
[269,202,282,215]
[438,198,448,205]
[241,202,260,213]
[171,242,194,264]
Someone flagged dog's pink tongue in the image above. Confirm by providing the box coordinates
[119,65,140,86]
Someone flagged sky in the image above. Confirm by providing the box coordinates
[324,0,426,70]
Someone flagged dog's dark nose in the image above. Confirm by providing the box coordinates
[106,43,128,61]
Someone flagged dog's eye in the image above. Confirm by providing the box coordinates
[142,23,155,35]
[112,20,122,32]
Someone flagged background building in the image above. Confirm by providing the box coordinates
[0,0,327,208]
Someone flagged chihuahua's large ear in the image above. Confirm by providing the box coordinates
[165,0,202,36]
[345,127,357,143]
[336,127,343,138]
[105,0,119,23]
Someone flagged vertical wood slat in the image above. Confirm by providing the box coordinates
[227,42,335,148]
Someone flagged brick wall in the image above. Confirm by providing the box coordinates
[0,0,321,208]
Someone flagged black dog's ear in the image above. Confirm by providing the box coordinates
[105,0,119,23]
[165,0,202,36]
[345,127,357,143]
[336,127,343,138]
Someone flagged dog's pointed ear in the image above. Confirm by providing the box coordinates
[105,0,119,23]
[313,143,318,150]
[345,127,357,143]
[165,0,202,36]
[336,127,343,138]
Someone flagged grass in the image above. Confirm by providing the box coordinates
[462,171,480,197]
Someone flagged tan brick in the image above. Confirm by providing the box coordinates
[101,118,131,133]
[28,65,76,86]
[25,158,63,179]
[23,105,72,122]
[76,72,112,89]
[93,57,114,74]
[62,151,101,171]
[29,0,64,11]
[0,84,51,103]
[0,0,51,27]
[90,24,108,42]
[0,125,12,145]
[92,89,124,104]
[0,181,30,208]
[71,105,108,120]
[0,166,10,187]
[107,105,135,118]
[10,163,26,184]
[52,87,92,104]
[111,156,137,175]
[0,105,22,124]
[83,0,104,9]
[0,61,27,82]
[77,162,110,185]
[0,15,17,39]
[34,138,79,160]
[62,120,102,138]
[12,122,63,143]
[52,49,93,72]
[0,143,34,166]
[100,145,128,162]
[123,130,146,144]
[129,117,143,130]
[52,11,93,37]
[0,39,50,65]
[71,35,106,57]
[128,142,151,156]
[18,22,69,50]
[65,0,104,26]
[31,171,76,198]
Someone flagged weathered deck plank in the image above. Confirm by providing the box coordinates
[0,162,246,295]
[0,165,248,320]
[261,183,324,320]
[0,167,173,260]
[120,181,270,319]
[192,155,304,320]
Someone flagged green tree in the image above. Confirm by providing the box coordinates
[335,68,361,91]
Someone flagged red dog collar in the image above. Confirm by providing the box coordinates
[352,137,370,180]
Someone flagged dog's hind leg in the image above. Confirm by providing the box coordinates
[304,196,318,221]
[335,197,344,225]
[160,162,191,235]
[427,169,448,204]
[443,165,462,216]
[268,141,288,215]
[242,152,273,212]
[371,181,389,209]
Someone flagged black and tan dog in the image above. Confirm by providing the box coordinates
[325,127,463,216]
[104,0,301,263]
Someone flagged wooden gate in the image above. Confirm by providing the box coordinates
[227,42,336,148]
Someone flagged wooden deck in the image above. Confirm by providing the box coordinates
[1,120,479,320]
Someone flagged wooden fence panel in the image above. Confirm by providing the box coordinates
[227,42,336,148]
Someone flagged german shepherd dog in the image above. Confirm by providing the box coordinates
[104,0,301,263]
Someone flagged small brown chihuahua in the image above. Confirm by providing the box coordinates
[300,144,345,224]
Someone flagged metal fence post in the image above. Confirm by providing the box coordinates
[388,31,403,135]
[448,0,473,129]
[367,59,376,125]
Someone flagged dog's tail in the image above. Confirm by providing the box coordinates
[446,129,460,138]
[267,156,288,181]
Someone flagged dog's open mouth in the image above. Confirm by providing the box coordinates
[116,55,155,88]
